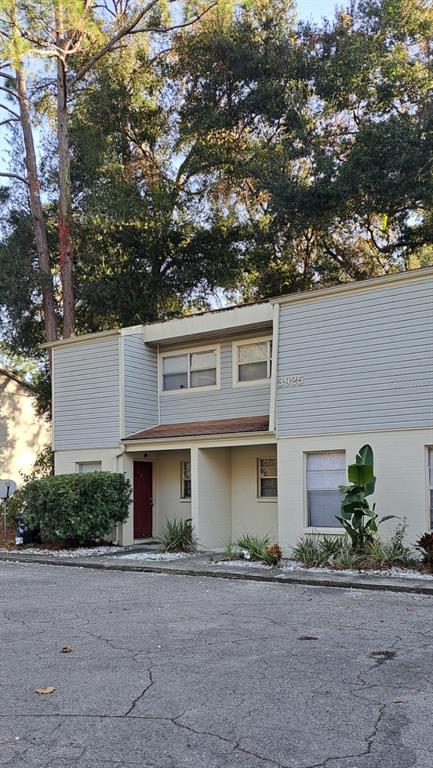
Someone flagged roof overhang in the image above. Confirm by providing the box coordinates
[271,265,433,307]
[123,431,276,452]
[142,303,273,347]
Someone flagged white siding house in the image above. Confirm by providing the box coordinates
[48,267,433,551]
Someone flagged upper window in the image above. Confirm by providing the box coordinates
[234,339,272,385]
[162,348,218,392]
[77,461,102,474]
[258,458,278,498]
[429,448,433,529]
[306,452,346,528]
[181,461,191,500]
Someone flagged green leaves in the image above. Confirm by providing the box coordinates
[19,472,131,544]
[338,444,394,550]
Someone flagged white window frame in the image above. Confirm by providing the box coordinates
[160,344,221,395]
[76,461,102,474]
[232,336,272,387]
[180,460,191,501]
[257,457,278,500]
[428,447,433,531]
[304,450,346,532]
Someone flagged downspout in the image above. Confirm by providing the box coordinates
[269,302,280,433]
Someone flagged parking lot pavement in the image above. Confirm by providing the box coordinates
[1,562,432,768]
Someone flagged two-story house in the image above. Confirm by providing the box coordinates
[47,267,433,551]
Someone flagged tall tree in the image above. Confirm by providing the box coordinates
[0,0,216,341]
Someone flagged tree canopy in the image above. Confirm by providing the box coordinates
[0,0,432,367]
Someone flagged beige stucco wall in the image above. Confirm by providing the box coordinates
[277,428,433,555]
[191,446,232,549]
[230,445,278,542]
[54,447,121,475]
[0,374,50,485]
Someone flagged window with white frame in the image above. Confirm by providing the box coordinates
[257,458,278,498]
[162,349,218,391]
[306,452,346,527]
[181,460,191,499]
[77,461,102,473]
[429,448,433,529]
[235,339,272,384]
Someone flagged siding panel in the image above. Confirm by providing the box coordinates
[160,341,271,423]
[277,278,433,435]
[123,335,158,436]
[53,338,120,449]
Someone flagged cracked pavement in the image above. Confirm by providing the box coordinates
[1,562,432,767]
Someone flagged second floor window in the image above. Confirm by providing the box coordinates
[235,339,272,384]
[162,349,218,391]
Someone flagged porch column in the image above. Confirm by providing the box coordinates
[191,446,232,550]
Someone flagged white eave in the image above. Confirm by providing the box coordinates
[142,302,273,346]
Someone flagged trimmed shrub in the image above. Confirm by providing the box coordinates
[18,472,131,545]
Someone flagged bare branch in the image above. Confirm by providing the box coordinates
[0,171,28,185]
[0,102,20,119]
[130,3,218,36]
[0,85,19,100]
[69,0,162,87]
[0,117,19,127]
[69,0,216,88]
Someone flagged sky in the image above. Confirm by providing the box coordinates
[297,0,339,21]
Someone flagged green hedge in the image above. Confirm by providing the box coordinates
[13,472,131,545]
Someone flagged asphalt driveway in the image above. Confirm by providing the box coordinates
[0,563,432,768]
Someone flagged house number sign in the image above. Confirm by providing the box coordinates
[277,375,304,387]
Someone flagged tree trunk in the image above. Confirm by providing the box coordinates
[56,55,75,338]
[15,65,58,347]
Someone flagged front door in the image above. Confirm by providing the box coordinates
[133,461,153,539]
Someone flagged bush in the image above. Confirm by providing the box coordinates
[292,521,415,571]
[234,534,282,566]
[263,543,283,566]
[160,517,197,552]
[292,536,342,567]
[236,533,271,561]
[416,532,433,571]
[16,472,131,545]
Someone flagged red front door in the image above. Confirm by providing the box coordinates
[133,461,153,539]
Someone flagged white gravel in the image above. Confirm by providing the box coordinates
[0,546,121,558]
[213,558,433,580]
[116,551,190,561]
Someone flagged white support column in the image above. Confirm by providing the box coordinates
[191,446,232,550]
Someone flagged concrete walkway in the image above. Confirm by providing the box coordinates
[1,550,433,596]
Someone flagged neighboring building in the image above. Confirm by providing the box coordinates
[47,267,433,551]
[0,369,50,485]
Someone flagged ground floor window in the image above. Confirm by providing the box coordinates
[306,451,346,527]
[77,461,102,473]
[180,460,191,499]
[429,448,433,529]
[257,458,278,498]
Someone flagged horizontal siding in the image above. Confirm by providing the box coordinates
[123,335,158,436]
[53,338,120,449]
[277,278,433,435]
[160,340,270,424]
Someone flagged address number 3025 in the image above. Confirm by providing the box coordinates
[277,375,304,387]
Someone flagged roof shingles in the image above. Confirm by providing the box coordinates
[124,415,270,441]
